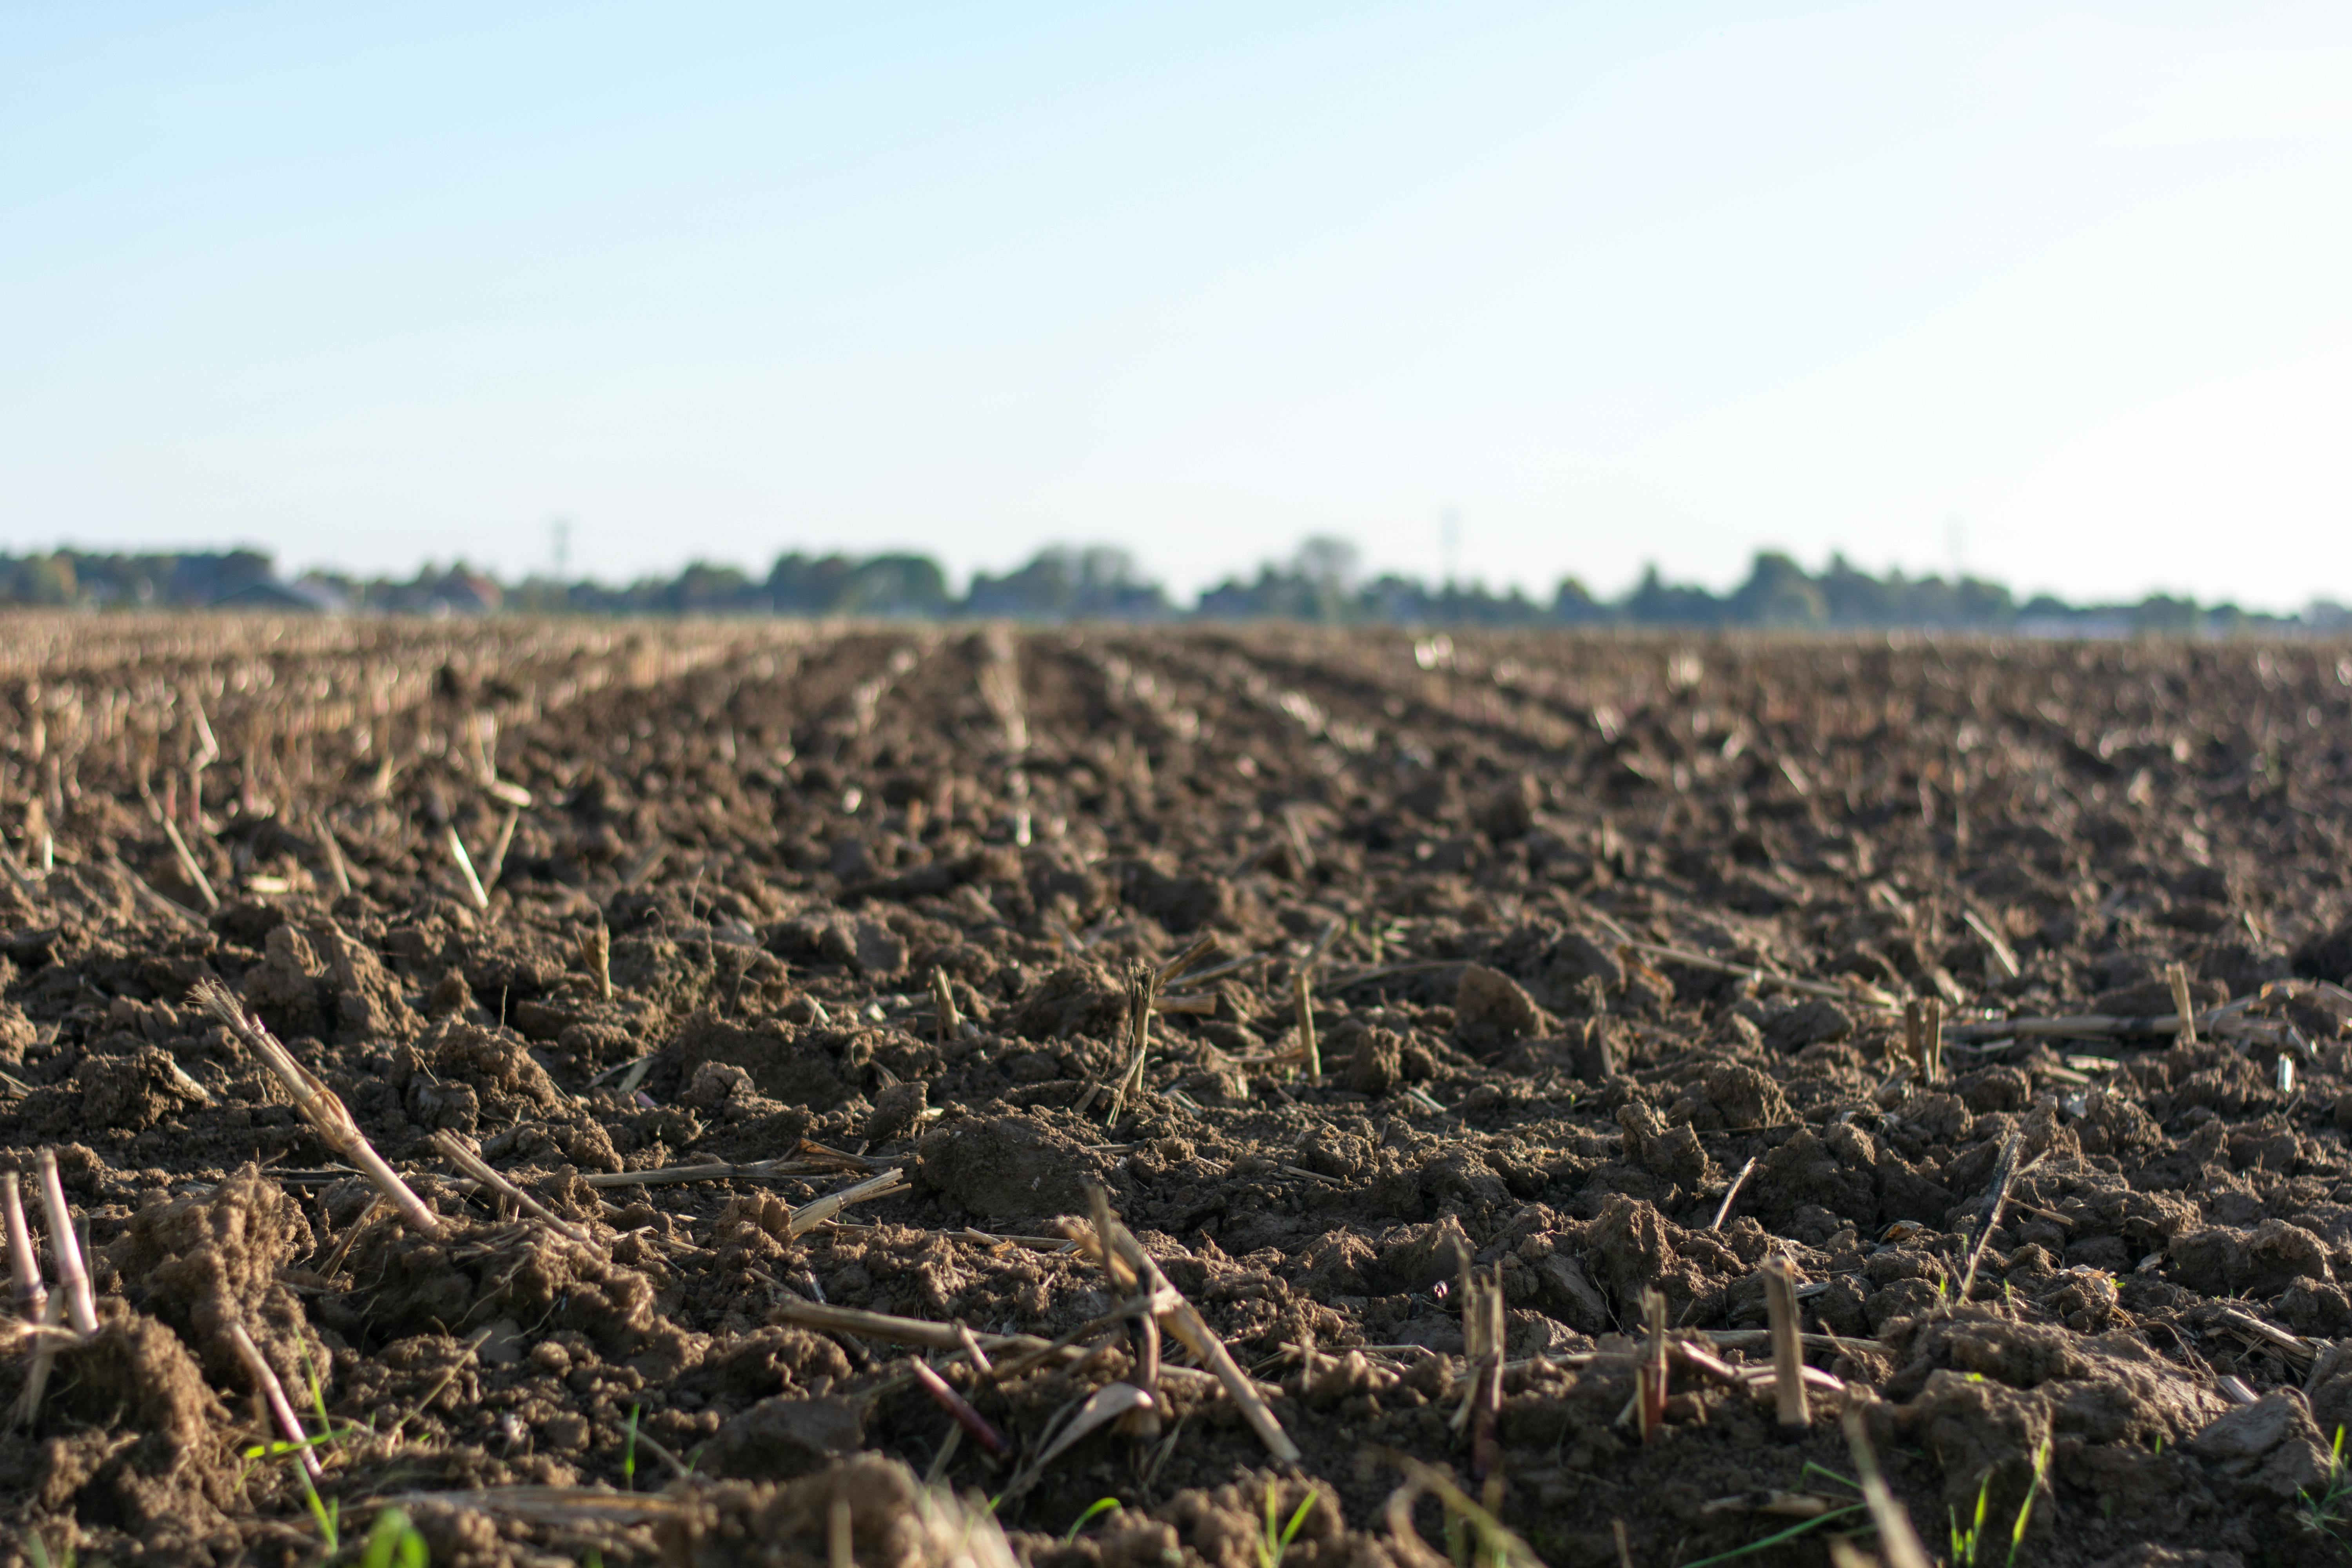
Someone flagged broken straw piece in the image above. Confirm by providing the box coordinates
[191,980,444,1236]
[228,1320,324,1479]
[3,1170,48,1319]
[37,1151,98,1337]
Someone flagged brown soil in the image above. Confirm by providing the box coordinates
[5,617,2352,1568]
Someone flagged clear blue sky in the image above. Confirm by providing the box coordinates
[5,2,2350,605]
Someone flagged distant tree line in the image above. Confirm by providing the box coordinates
[2,539,2346,635]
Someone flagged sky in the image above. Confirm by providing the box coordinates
[5,2,2352,607]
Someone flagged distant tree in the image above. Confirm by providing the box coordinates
[1621,565,1726,626]
[965,546,1165,620]
[1553,577,1609,624]
[1727,552,1827,628]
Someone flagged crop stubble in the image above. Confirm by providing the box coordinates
[2,616,2352,1567]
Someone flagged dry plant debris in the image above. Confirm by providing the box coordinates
[1,617,2352,1565]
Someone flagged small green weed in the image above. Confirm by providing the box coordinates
[298,1339,340,1452]
[1256,1483,1317,1568]
[26,1535,76,1568]
[1949,1441,2051,1568]
[2009,1440,2051,1566]
[1066,1499,1123,1543]
[298,1466,341,1553]
[360,1506,430,1568]
[1681,1506,1869,1568]
[1950,1475,1990,1568]
[2300,1425,2352,1545]
[623,1404,642,1491]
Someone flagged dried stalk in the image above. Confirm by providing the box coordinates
[1468,1267,1506,1474]
[480,807,521,892]
[156,809,220,912]
[3,1171,47,1319]
[1100,1201,1301,1464]
[312,810,352,896]
[1290,920,1341,1079]
[36,1151,98,1337]
[911,1358,1010,1455]
[115,857,205,928]
[1637,1287,1668,1443]
[1842,1404,1935,1568]
[580,1157,829,1189]
[445,824,490,911]
[2168,962,2198,1045]
[1160,951,1268,994]
[766,1298,1056,1358]
[1086,1184,1158,1438]
[15,1291,66,1426]
[1088,962,1160,1123]
[1945,1006,2249,1042]
[580,925,612,1002]
[788,1168,908,1236]
[1291,968,1320,1080]
[1956,1131,2025,1301]
[1710,1156,1757,1231]
[228,1320,323,1479]
[192,980,443,1236]
[1962,907,2021,982]
[1702,1328,1881,1357]
[433,1132,597,1247]
[1610,938,1896,1010]
[1380,1455,1546,1568]
[931,966,961,1044]
[1759,1255,1806,1431]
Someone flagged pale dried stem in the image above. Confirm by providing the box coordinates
[445,824,490,911]
[192,980,444,1236]
[1710,1156,1757,1231]
[787,1168,908,1237]
[1086,1183,1158,1437]
[579,1157,829,1189]
[312,810,353,896]
[1094,962,1161,1123]
[3,1172,46,1319]
[480,807,521,892]
[931,965,961,1044]
[1842,1403,1935,1568]
[1610,938,1897,1011]
[1760,1254,1807,1430]
[115,856,205,927]
[1292,969,1319,1080]
[1637,1286,1667,1443]
[1957,1131,2025,1301]
[580,926,612,1003]
[766,1296,1056,1358]
[156,808,219,911]
[228,1319,323,1479]
[14,1290,66,1427]
[1102,1203,1301,1464]
[911,1357,1010,1455]
[1290,921,1341,1078]
[36,1151,98,1336]
[2168,962,2198,1046]
[432,1132,597,1247]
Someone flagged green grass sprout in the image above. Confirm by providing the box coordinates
[1066,1498,1124,1542]
[361,1506,430,1568]
[1257,1483,1318,1568]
